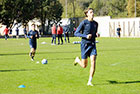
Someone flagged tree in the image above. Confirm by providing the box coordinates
[16,0,41,25]
[137,1,140,17]
[127,0,135,17]
[45,0,63,34]
[89,0,128,18]
[89,0,103,16]
[0,0,63,35]
[127,0,140,17]
[0,0,39,28]
[108,0,128,18]
[59,0,92,18]
[37,0,63,34]
[0,0,16,27]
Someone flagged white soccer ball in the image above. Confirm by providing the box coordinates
[41,59,48,64]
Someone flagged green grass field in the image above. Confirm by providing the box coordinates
[0,37,140,94]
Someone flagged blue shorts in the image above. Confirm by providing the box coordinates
[117,32,120,36]
[81,43,97,59]
[29,42,37,49]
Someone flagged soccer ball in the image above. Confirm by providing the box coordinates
[41,59,48,64]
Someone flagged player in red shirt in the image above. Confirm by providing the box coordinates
[51,23,56,45]
[57,24,63,45]
[3,26,9,40]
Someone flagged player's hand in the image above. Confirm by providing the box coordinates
[35,34,37,37]
[87,34,92,39]
[31,36,33,39]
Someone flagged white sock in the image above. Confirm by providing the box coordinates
[88,76,93,83]
[76,57,80,63]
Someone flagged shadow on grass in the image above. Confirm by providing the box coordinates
[47,57,75,60]
[0,53,28,56]
[0,51,80,56]
[107,80,140,84]
[0,69,38,72]
[100,48,140,52]
[95,80,140,86]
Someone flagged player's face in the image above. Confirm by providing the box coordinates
[87,9,94,19]
[31,25,35,31]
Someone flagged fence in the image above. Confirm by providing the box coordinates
[94,16,140,37]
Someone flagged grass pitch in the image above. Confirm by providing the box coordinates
[0,37,140,94]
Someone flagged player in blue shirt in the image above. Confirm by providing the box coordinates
[16,27,19,39]
[23,26,27,39]
[116,25,121,38]
[63,25,70,43]
[74,8,98,86]
[27,24,39,61]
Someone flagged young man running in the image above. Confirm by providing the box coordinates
[74,8,98,86]
[27,24,39,61]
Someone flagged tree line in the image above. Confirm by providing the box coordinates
[0,0,63,34]
[0,0,140,35]
[59,0,140,18]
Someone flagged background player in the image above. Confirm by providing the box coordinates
[116,25,121,38]
[23,25,27,39]
[3,26,9,40]
[63,25,70,43]
[57,24,63,45]
[74,8,98,86]
[51,23,56,45]
[27,24,39,61]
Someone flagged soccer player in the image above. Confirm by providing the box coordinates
[23,26,27,39]
[116,25,121,38]
[51,23,56,45]
[3,26,9,40]
[27,24,39,61]
[63,25,70,43]
[16,27,19,39]
[57,24,63,45]
[74,8,98,86]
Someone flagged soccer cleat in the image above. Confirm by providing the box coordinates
[87,82,93,86]
[31,56,34,61]
[74,57,79,66]
[31,58,34,61]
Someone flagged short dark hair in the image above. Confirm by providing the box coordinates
[31,23,35,26]
[84,8,94,17]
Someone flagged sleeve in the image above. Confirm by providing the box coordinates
[61,27,63,34]
[95,22,98,37]
[27,31,31,38]
[36,31,39,39]
[74,21,87,38]
[96,22,98,33]
[66,27,69,33]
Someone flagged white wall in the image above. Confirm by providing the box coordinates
[109,17,140,37]
[1,17,140,37]
[94,16,110,37]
